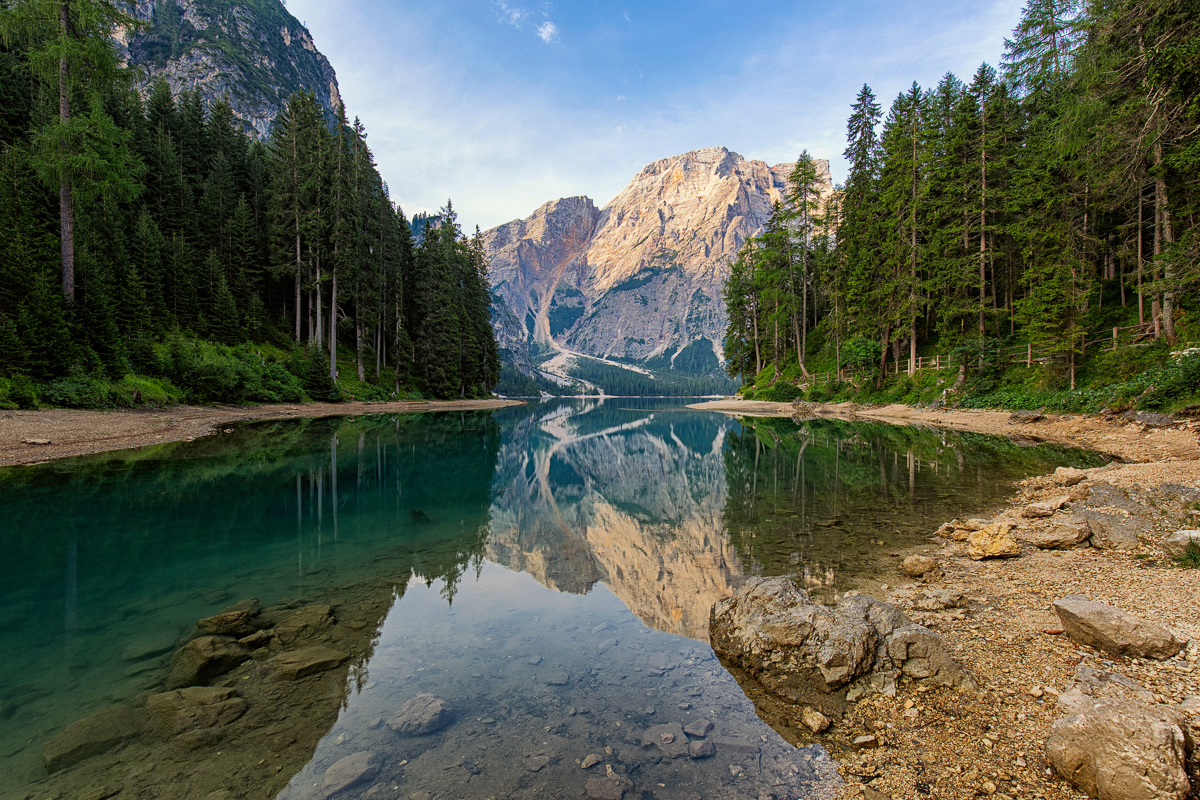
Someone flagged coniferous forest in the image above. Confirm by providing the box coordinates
[0,0,499,407]
[724,0,1200,411]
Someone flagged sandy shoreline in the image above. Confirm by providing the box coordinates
[693,399,1200,799]
[0,398,525,467]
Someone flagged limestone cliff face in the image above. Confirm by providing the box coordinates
[119,0,342,138]
[483,147,833,380]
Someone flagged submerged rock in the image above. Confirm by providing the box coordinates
[320,751,381,799]
[641,722,689,758]
[387,693,453,736]
[709,577,975,713]
[145,686,247,737]
[267,646,348,680]
[166,636,251,689]
[274,604,333,646]
[196,609,257,637]
[43,706,145,772]
[1046,699,1191,800]
[1053,596,1183,660]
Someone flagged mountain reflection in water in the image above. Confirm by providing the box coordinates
[0,399,1099,800]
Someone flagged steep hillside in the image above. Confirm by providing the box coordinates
[118,0,342,137]
[484,147,833,395]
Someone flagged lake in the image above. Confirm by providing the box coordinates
[0,399,1100,800]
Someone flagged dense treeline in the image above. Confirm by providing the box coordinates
[0,0,498,406]
[724,0,1199,400]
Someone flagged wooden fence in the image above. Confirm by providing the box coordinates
[798,322,1160,388]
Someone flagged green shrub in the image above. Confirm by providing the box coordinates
[756,382,804,402]
[5,374,39,409]
[1174,540,1200,569]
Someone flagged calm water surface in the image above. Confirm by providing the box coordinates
[0,400,1100,800]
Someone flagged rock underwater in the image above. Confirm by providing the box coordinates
[710,577,976,716]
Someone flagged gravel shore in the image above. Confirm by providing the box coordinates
[693,399,1200,800]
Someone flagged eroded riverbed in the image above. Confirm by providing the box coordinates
[0,399,1101,800]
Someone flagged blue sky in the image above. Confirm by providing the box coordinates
[284,0,1024,232]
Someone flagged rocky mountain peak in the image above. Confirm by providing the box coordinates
[484,148,833,392]
[119,0,342,138]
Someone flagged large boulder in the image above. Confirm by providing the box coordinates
[145,687,247,737]
[1021,518,1091,550]
[1046,699,1191,800]
[967,523,1021,560]
[1057,666,1155,714]
[709,578,975,712]
[1080,510,1144,551]
[387,693,453,736]
[166,636,251,689]
[1053,596,1183,660]
[43,706,145,772]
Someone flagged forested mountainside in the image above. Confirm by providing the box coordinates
[484,147,832,396]
[0,1,498,408]
[725,0,1200,413]
[119,0,343,138]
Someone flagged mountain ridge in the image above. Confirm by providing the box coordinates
[483,147,833,394]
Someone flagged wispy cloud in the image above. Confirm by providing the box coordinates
[493,0,526,27]
[536,21,558,43]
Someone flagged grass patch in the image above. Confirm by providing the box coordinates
[1174,540,1200,569]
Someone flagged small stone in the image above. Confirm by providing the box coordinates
[1022,496,1071,518]
[688,740,716,759]
[641,723,689,758]
[1029,687,1044,698]
[320,752,380,799]
[1165,530,1200,554]
[851,735,878,750]
[981,780,997,794]
[545,671,569,686]
[800,707,830,733]
[682,719,713,738]
[581,753,602,769]
[1052,467,1088,487]
[524,755,550,772]
[527,655,543,665]
[22,438,51,445]
[388,694,454,736]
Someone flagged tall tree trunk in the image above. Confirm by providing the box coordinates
[59,0,74,305]
[1153,141,1178,343]
[1138,187,1145,326]
[329,270,337,380]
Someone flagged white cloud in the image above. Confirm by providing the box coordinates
[536,21,558,43]
[623,11,630,23]
[493,0,525,26]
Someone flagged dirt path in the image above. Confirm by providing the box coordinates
[693,399,1200,800]
[0,399,525,467]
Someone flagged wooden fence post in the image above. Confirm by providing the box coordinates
[1112,327,1118,351]
[1027,344,1032,367]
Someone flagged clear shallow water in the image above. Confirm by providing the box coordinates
[0,400,1101,800]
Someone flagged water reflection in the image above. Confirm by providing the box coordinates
[0,400,1099,800]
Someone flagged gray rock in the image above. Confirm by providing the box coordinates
[267,646,348,680]
[1159,484,1200,503]
[43,706,145,772]
[1079,510,1144,551]
[320,751,380,799]
[196,610,256,637]
[581,753,602,769]
[1084,484,1142,514]
[1053,596,1183,660]
[710,735,760,754]
[1125,410,1176,428]
[1008,410,1044,424]
[145,687,246,737]
[524,755,550,772]
[1057,666,1155,714]
[682,719,712,738]
[1022,495,1071,518]
[274,604,333,646]
[1046,699,1191,800]
[1021,519,1092,550]
[388,693,453,736]
[688,740,716,758]
[545,671,569,686]
[642,722,689,758]
[709,577,975,712]
[1165,530,1200,554]
[166,636,250,689]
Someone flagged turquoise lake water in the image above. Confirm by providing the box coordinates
[0,400,1100,800]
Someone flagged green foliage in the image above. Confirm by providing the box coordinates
[1174,540,1200,569]
[0,374,39,408]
